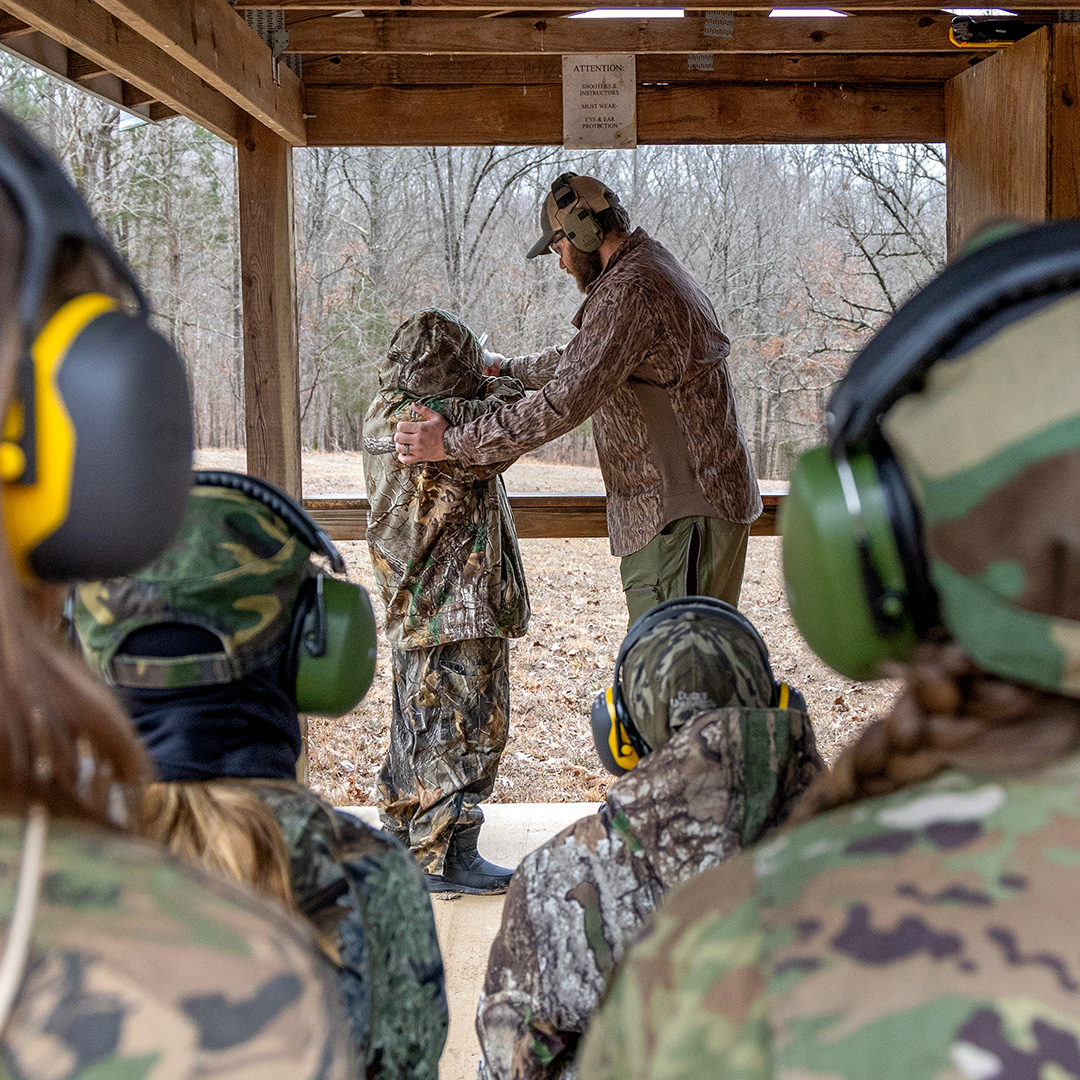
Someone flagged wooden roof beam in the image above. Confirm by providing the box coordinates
[304,80,943,144]
[0,0,243,142]
[287,12,958,54]
[93,0,307,145]
[242,0,1069,9]
[303,50,980,83]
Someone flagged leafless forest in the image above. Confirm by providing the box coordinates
[1,54,945,479]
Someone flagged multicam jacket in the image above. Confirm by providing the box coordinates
[0,814,353,1079]
[579,752,1080,1080]
[251,781,448,1080]
[363,321,530,649]
[443,229,762,557]
[476,704,822,1080]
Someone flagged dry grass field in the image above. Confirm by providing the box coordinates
[195,449,898,806]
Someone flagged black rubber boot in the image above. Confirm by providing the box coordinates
[424,825,513,895]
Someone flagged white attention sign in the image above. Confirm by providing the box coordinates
[562,54,637,150]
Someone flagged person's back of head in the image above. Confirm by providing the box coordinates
[781,219,1080,820]
[591,596,807,776]
[379,308,487,401]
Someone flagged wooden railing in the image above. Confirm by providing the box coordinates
[304,485,787,540]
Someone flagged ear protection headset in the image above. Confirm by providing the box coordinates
[781,219,1080,680]
[0,111,193,582]
[590,595,802,776]
[194,471,377,716]
[550,173,606,254]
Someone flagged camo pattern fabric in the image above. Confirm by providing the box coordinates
[882,290,1080,697]
[476,703,823,1080]
[579,752,1080,1080]
[363,309,530,649]
[250,781,448,1080]
[72,482,313,689]
[379,636,510,873]
[620,605,778,752]
[443,229,762,557]
[0,814,353,1080]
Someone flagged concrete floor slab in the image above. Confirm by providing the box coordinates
[343,803,596,1080]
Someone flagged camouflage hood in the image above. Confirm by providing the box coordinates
[622,606,778,753]
[73,480,313,689]
[378,308,486,400]
[883,289,1080,696]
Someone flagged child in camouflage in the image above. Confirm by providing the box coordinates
[363,308,530,894]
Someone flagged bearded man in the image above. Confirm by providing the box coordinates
[395,172,761,624]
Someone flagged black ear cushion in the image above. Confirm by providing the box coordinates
[194,470,344,572]
[611,596,774,728]
[874,450,940,633]
[281,575,318,701]
[829,219,1080,445]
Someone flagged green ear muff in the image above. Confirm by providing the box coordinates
[781,446,919,680]
[293,575,377,716]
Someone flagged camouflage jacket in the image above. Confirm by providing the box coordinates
[363,382,531,648]
[580,752,1080,1080]
[0,814,353,1079]
[251,781,448,1080]
[476,704,822,1080]
[443,230,762,556]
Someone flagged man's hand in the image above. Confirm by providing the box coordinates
[482,350,507,378]
[395,404,449,464]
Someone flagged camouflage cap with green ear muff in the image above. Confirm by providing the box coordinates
[379,308,486,400]
[882,289,1080,696]
[620,602,779,753]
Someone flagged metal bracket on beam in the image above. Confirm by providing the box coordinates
[239,9,301,84]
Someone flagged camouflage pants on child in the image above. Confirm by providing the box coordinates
[378,637,509,874]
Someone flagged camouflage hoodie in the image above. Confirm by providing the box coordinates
[475,703,822,1080]
[363,310,530,648]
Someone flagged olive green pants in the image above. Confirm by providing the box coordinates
[620,515,750,627]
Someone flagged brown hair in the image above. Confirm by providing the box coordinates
[0,181,149,827]
[790,641,1080,825]
[142,781,299,914]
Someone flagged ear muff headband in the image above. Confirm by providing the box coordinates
[551,174,605,254]
[593,596,779,775]
[828,219,1080,447]
[193,470,345,572]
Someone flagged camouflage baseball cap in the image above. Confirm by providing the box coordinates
[882,287,1080,697]
[526,172,620,259]
[621,601,779,752]
[73,480,314,689]
[379,308,485,400]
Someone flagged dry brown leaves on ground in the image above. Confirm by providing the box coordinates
[194,449,898,806]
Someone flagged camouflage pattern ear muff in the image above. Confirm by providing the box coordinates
[194,472,377,716]
[0,111,193,582]
[782,219,1080,681]
[549,173,605,254]
[590,595,782,776]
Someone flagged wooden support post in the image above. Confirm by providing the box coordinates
[237,115,302,498]
[945,25,1080,256]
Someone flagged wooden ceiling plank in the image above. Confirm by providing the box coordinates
[0,13,32,37]
[241,0,1067,9]
[303,81,942,143]
[0,0,243,143]
[302,50,978,83]
[286,12,957,54]
[93,0,306,145]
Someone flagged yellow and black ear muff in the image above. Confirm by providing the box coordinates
[194,471,378,716]
[0,111,193,582]
[551,173,605,254]
[590,685,644,776]
[782,219,1080,681]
